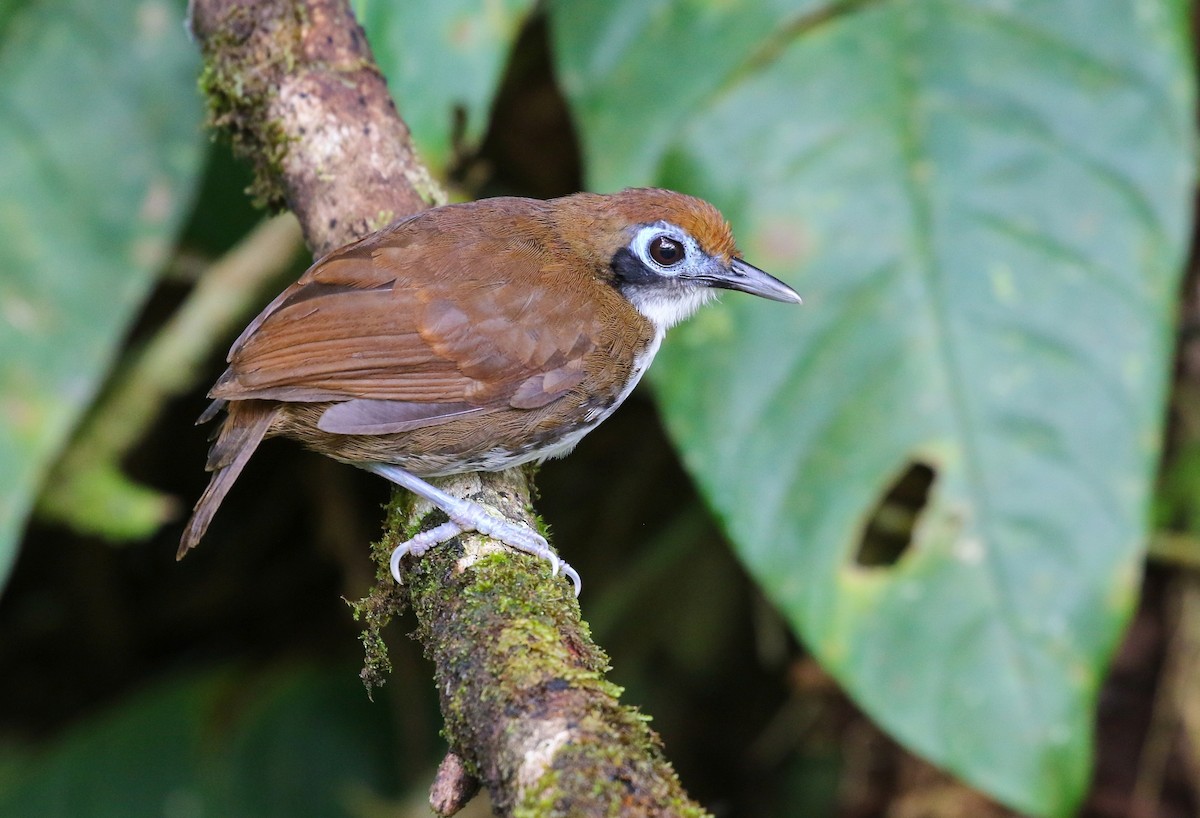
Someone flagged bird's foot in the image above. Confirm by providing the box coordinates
[370,464,581,595]
[390,506,581,596]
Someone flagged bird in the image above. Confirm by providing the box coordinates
[179,188,801,594]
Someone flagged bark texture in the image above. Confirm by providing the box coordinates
[188,2,707,815]
[189,0,440,255]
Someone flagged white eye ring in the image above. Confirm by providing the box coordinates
[632,223,696,275]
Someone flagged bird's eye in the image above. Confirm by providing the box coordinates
[649,235,685,267]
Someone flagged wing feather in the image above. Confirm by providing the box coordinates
[209,200,608,421]
[317,399,489,434]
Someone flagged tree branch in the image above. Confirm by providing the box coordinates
[187,1,707,815]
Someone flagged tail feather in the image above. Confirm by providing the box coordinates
[178,401,277,559]
[196,397,227,425]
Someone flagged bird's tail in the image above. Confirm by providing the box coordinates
[177,400,277,559]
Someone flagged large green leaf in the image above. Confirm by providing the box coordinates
[353,0,536,176]
[0,0,205,588]
[552,1,1195,814]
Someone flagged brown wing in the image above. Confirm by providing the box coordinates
[209,200,606,429]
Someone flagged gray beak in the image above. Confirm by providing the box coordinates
[698,258,802,304]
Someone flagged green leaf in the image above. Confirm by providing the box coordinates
[553,0,827,192]
[0,666,401,817]
[354,0,535,175]
[0,673,218,818]
[0,0,205,589]
[552,1,1195,815]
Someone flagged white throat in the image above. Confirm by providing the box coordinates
[625,287,715,333]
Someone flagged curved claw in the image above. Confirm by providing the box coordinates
[562,562,582,597]
[389,542,410,583]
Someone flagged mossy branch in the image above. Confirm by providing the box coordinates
[187,1,708,815]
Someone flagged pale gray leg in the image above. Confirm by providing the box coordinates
[368,463,581,595]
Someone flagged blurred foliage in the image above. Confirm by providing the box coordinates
[0,0,206,588]
[0,666,401,817]
[352,0,536,178]
[0,1,1197,818]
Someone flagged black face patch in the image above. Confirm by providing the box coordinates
[609,246,659,288]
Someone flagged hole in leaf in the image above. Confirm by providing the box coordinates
[855,461,936,567]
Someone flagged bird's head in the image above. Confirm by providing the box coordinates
[554,188,802,333]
